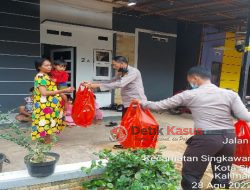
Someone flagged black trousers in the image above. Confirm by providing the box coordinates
[181,133,236,190]
[122,107,128,119]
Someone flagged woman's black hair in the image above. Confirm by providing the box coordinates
[187,66,211,79]
[34,58,50,72]
[113,56,128,64]
[29,87,34,92]
[66,94,73,102]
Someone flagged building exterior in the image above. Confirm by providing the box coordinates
[0,0,225,112]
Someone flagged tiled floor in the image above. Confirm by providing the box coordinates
[0,111,191,172]
[0,112,247,189]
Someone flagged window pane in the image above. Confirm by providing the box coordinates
[96,67,109,76]
[53,51,71,60]
[66,62,71,70]
[96,51,109,62]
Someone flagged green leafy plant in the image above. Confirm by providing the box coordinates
[81,148,181,190]
[0,111,57,163]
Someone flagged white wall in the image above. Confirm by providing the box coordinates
[41,0,113,29]
[41,21,113,107]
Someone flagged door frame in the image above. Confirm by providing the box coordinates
[50,47,74,88]
[134,28,177,68]
[41,43,77,94]
[211,61,222,86]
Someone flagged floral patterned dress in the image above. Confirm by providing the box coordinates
[32,73,65,140]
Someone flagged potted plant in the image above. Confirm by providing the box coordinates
[0,153,10,173]
[0,112,59,177]
[81,147,181,190]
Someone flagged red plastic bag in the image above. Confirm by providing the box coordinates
[234,120,250,166]
[72,86,95,127]
[118,101,159,149]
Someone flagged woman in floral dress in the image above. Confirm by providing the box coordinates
[32,59,74,141]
